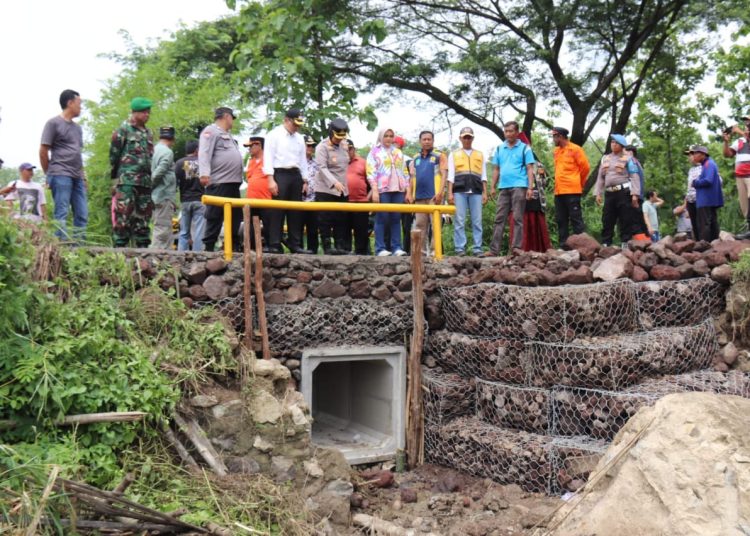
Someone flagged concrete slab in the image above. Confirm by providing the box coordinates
[301,346,406,465]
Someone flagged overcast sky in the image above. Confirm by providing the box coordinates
[0,0,516,173]
[0,0,234,169]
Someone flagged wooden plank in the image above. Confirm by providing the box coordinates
[253,215,271,360]
[172,413,228,477]
[406,230,425,469]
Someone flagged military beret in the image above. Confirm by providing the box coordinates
[131,97,153,112]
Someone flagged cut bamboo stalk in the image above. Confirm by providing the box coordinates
[25,465,59,536]
[172,413,228,477]
[406,230,425,469]
[59,412,147,425]
[163,425,199,470]
[253,215,270,360]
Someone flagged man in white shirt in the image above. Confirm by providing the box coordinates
[3,163,47,223]
[263,108,311,254]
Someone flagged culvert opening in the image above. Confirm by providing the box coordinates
[301,346,406,465]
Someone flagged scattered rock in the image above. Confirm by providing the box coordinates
[188,284,208,301]
[205,258,227,274]
[271,456,296,482]
[556,265,593,285]
[723,342,739,366]
[312,279,347,298]
[565,233,601,261]
[286,284,308,304]
[632,265,649,282]
[203,275,229,300]
[253,435,274,453]
[225,456,261,475]
[182,262,208,284]
[349,279,371,298]
[303,459,324,478]
[401,488,418,503]
[649,264,681,281]
[711,264,732,284]
[593,253,633,281]
[189,394,219,408]
[250,390,283,424]
[211,399,244,419]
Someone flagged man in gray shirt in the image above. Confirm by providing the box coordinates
[199,106,244,252]
[39,89,87,241]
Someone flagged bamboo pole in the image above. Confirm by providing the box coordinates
[59,412,147,425]
[406,230,425,469]
[241,206,254,385]
[253,215,271,360]
[25,465,59,536]
[172,413,228,477]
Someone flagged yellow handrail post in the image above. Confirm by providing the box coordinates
[432,209,443,260]
[223,203,233,261]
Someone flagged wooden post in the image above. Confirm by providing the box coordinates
[242,206,253,349]
[253,215,271,360]
[406,230,425,469]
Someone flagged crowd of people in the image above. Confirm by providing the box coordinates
[3,90,750,253]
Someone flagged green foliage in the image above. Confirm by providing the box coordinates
[83,22,243,244]
[232,0,379,139]
[732,249,750,284]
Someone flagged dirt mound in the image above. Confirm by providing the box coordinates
[546,392,750,536]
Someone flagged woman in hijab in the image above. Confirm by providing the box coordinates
[366,127,410,256]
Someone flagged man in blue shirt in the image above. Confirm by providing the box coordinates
[486,121,535,256]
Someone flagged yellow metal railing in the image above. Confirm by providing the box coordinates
[201,196,456,261]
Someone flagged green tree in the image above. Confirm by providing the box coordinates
[83,22,244,244]
[229,0,379,140]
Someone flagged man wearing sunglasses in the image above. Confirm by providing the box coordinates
[315,118,351,255]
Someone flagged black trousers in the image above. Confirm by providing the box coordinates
[632,198,648,236]
[301,208,319,253]
[203,182,241,252]
[268,168,303,250]
[687,201,699,240]
[601,188,637,245]
[697,206,719,242]
[315,192,349,251]
[348,209,370,254]
[554,194,585,245]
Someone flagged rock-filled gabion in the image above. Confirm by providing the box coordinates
[475,380,550,434]
[551,370,750,441]
[265,297,413,355]
[422,368,475,428]
[634,278,726,330]
[548,437,609,494]
[525,319,717,390]
[424,417,553,493]
[439,280,638,342]
[424,331,526,383]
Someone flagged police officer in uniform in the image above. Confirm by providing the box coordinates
[594,134,642,247]
[315,118,350,254]
[199,106,244,252]
[109,97,154,247]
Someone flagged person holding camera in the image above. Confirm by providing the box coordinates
[722,115,750,239]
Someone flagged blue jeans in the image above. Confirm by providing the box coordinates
[48,175,88,242]
[179,201,206,251]
[453,192,483,253]
[375,191,405,254]
[650,231,660,243]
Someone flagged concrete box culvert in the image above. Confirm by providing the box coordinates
[301,346,406,465]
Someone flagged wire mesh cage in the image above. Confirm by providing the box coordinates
[265,297,413,355]
[424,330,526,383]
[439,280,639,342]
[424,416,553,493]
[549,437,609,495]
[525,319,717,390]
[634,278,726,330]
[422,368,475,429]
[475,379,551,434]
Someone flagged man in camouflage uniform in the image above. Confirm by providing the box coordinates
[109,97,154,247]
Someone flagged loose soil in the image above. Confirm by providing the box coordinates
[347,464,561,535]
